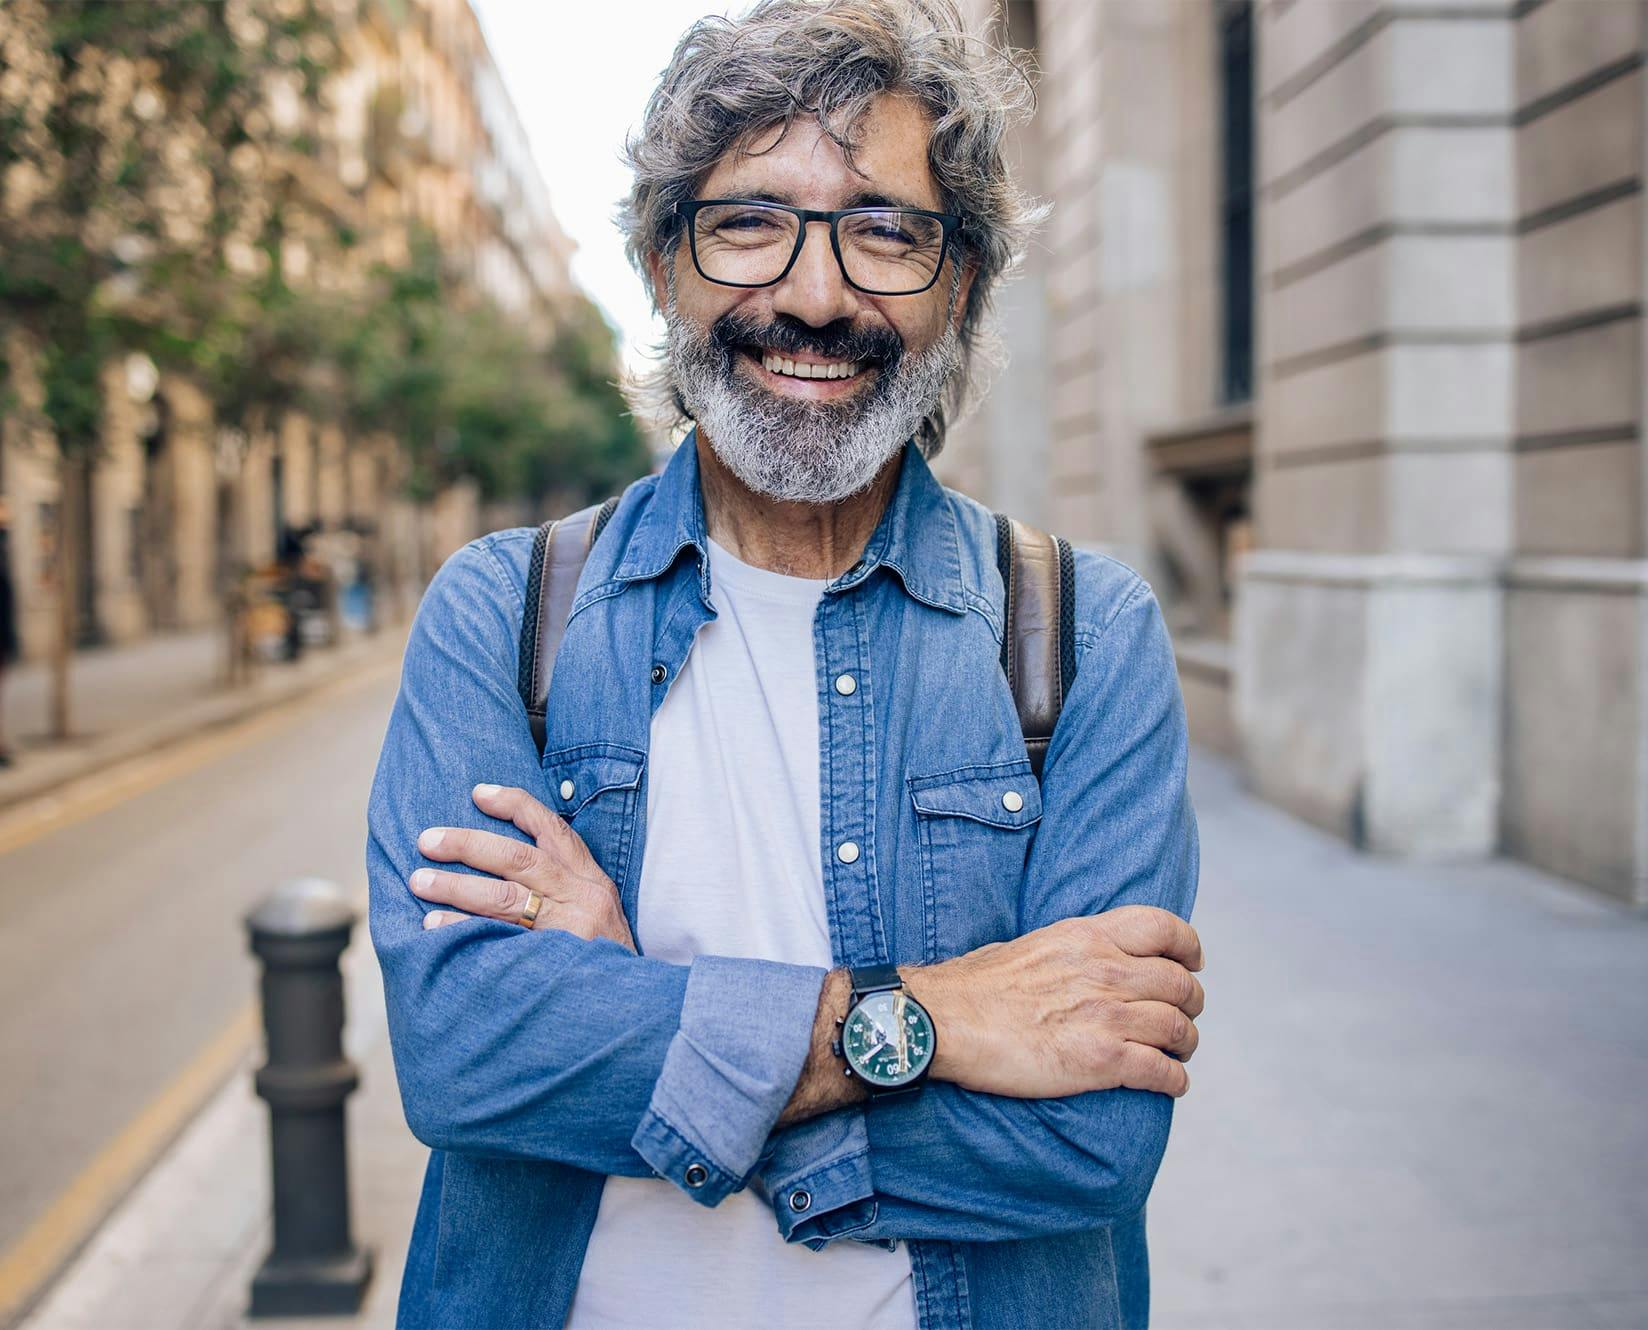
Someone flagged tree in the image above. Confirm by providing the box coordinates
[0,0,339,736]
[339,226,650,519]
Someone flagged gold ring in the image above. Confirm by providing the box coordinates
[517,890,543,928]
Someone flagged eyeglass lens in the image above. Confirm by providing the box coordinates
[690,203,946,293]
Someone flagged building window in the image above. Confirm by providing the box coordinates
[1218,0,1254,404]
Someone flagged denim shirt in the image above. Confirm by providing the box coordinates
[366,431,1199,1330]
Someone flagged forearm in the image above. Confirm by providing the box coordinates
[372,539,832,1203]
[377,857,829,1195]
[769,1081,1174,1247]
[764,579,1204,1246]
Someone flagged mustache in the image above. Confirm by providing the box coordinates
[708,311,903,369]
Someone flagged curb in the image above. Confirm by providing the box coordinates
[0,625,408,819]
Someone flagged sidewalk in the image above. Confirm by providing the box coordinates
[17,747,1648,1330]
[0,621,407,815]
[17,895,421,1330]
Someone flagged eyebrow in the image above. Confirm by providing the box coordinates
[723,187,939,213]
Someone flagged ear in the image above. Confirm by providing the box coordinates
[950,257,978,335]
[644,249,671,315]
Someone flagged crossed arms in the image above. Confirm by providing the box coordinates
[367,541,1204,1247]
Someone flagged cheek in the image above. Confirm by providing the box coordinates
[890,313,944,359]
[671,252,762,322]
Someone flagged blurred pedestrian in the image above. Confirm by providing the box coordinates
[0,495,16,767]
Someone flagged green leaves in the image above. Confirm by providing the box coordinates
[0,0,343,453]
[336,227,649,506]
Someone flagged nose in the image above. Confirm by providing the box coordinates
[770,219,861,328]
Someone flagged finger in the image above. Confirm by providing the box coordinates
[1119,999,1199,1061]
[418,826,544,887]
[422,910,470,930]
[1117,1041,1190,1098]
[1104,906,1204,971]
[410,866,532,923]
[471,784,591,862]
[1111,955,1205,1019]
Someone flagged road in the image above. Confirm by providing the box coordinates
[0,661,401,1272]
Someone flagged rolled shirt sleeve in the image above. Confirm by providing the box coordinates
[634,954,827,1203]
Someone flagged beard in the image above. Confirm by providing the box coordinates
[665,295,961,505]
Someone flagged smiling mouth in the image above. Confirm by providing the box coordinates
[743,346,869,382]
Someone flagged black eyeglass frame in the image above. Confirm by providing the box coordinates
[673,198,966,296]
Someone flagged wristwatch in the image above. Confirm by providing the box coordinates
[832,963,937,1100]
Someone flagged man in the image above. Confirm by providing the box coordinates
[366,3,1205,1327]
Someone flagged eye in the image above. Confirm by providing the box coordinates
[715,210,784,232]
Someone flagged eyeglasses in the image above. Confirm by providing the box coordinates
[674,199,964,296]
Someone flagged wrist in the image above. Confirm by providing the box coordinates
[775,968,860,1128]
[897,961,977,1087]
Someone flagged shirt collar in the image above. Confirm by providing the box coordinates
[612,426,967,615]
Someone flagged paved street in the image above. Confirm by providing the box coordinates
[0,648,402,1285]
[1150,754,1648,1330]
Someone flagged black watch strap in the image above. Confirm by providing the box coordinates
[849,963,903,996]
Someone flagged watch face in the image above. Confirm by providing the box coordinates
[842,990,935,1088]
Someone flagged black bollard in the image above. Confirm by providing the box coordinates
[245,877,374,1317]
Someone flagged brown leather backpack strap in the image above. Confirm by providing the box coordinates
[518,497,619,757]
[995,514,1077,780]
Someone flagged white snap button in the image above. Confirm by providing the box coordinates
[834,673,857,696]
[837,841,861,864]
[560,779,575,801]
[1001,790,1024,812]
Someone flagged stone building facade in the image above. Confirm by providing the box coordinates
[944,0,1647,904]
[0,0,576,662]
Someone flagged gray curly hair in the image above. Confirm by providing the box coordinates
[618,0,1045,458]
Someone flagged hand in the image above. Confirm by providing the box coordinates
[903,906,1205,1099]
[410,783,635,950]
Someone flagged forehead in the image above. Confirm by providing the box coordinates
[699,94,942,212]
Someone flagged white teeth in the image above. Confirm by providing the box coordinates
[760,351,861,381]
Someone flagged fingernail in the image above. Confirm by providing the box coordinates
[422,911,440,930]
[474,783,501,798]
[419,828,445,850]
[410,868,434,892]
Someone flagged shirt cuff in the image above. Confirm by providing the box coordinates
[631,953,826,1206]
[759,1106,882,1249]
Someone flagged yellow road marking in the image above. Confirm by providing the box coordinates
[0,654,400,859]
[0,1000,260,1327]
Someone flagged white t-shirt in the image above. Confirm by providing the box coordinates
[565,537,916,1330]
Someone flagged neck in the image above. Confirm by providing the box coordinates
[695,429,902,579]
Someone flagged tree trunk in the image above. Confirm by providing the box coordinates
[49,447,76,740]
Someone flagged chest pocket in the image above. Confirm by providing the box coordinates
[541,743,646,893]
[908,759,1042,961]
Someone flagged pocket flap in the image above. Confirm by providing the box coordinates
[908,763,1042,829]
[542,743,645,817]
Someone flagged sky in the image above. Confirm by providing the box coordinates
[469,1,740,372]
